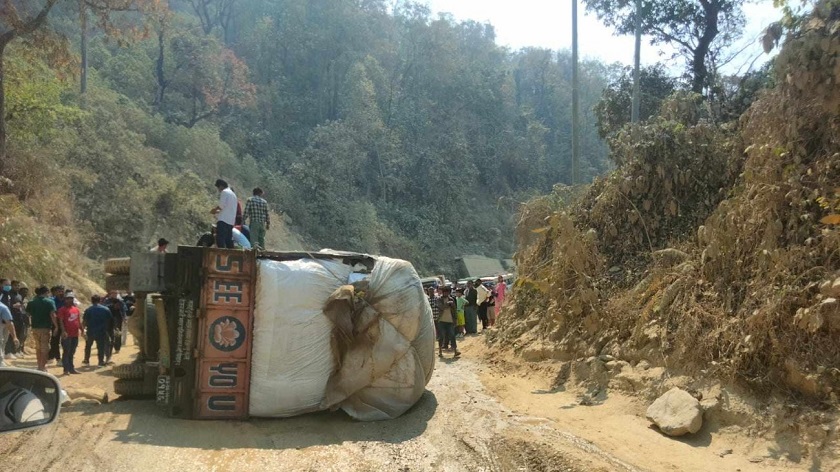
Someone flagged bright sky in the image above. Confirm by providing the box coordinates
[423,0,782,74]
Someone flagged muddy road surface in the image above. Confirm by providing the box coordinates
[0,336,630,472]
[3,335,809,472]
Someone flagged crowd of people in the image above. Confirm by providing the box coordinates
[427,275,508,359]
[0,278,135,375]
[0,179,271,376]
[196,180,271,251]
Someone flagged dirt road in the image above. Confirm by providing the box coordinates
[0,335,628,472]
[0,335,814,471]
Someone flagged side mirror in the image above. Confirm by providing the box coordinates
[0,368,61,433]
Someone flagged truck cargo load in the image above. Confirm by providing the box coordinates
[251,256,435,420]
[132,247,435,421]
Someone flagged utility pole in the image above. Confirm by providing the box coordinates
[80,0,88,106]
[571,0,580,185]
[631,0,641,123]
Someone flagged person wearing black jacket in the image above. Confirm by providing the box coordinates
[476,280,492,330]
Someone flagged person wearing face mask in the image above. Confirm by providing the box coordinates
[0,279,12,309]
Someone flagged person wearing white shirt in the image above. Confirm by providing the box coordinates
[476,281,492,331]
[211,179,238,248]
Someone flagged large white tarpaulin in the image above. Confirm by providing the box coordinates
[249,255,435,420]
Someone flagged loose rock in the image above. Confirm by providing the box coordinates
[646,387,703,436]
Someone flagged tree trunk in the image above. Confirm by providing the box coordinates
[0,41,7,173]
[692,0,721,94]
[155,28,166,107]
[220,0,235,45]
[571,0,580,185]
[631,0,642,123]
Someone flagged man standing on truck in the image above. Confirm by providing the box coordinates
[152,238,169,253]
[211,179,237,249]
[242,187,270,250]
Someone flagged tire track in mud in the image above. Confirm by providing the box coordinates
[430,358,635,472]
[2,351,640,471]
[5,404,121,472]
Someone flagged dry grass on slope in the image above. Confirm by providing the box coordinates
[0,194,103,300]
[498,5,840,404]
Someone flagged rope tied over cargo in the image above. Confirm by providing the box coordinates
[323,280,380,371]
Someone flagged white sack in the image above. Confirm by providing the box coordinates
[324,257,436,420]
[249,255,435,421]
[249,258,352,417]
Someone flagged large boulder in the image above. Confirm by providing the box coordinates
[646,387,703,436]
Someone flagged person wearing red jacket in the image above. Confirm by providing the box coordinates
[57,292,82,375]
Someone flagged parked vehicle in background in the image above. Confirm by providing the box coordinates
[479,273,515,287]
[420,275,446,289]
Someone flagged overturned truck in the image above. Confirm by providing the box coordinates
[108,247,436,421]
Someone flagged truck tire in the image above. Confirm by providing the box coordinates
[113,363,145,380]
[145,296,160,362]
[104,257,131,275]
[114,379,155,397]
[105,274,130,292]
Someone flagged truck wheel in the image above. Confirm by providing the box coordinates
[104,257,131,275]
[112,363,145,380]
[145,297,160,362]
[114,379,155,398]
[105,274,130,292]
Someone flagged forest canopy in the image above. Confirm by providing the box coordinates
[0,0,620,274]
[1,0,765,276]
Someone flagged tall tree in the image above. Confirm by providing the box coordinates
[156,27,256,127]
[0,0,157,169]
[583,0,745,94]
[0,0,61,171]
[631,0,641,122]
[78,0,156,101]
[594,64,677,140]
[188,0,235,43]
[572,0,580,185]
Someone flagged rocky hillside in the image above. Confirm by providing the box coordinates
[496,2,840,456]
